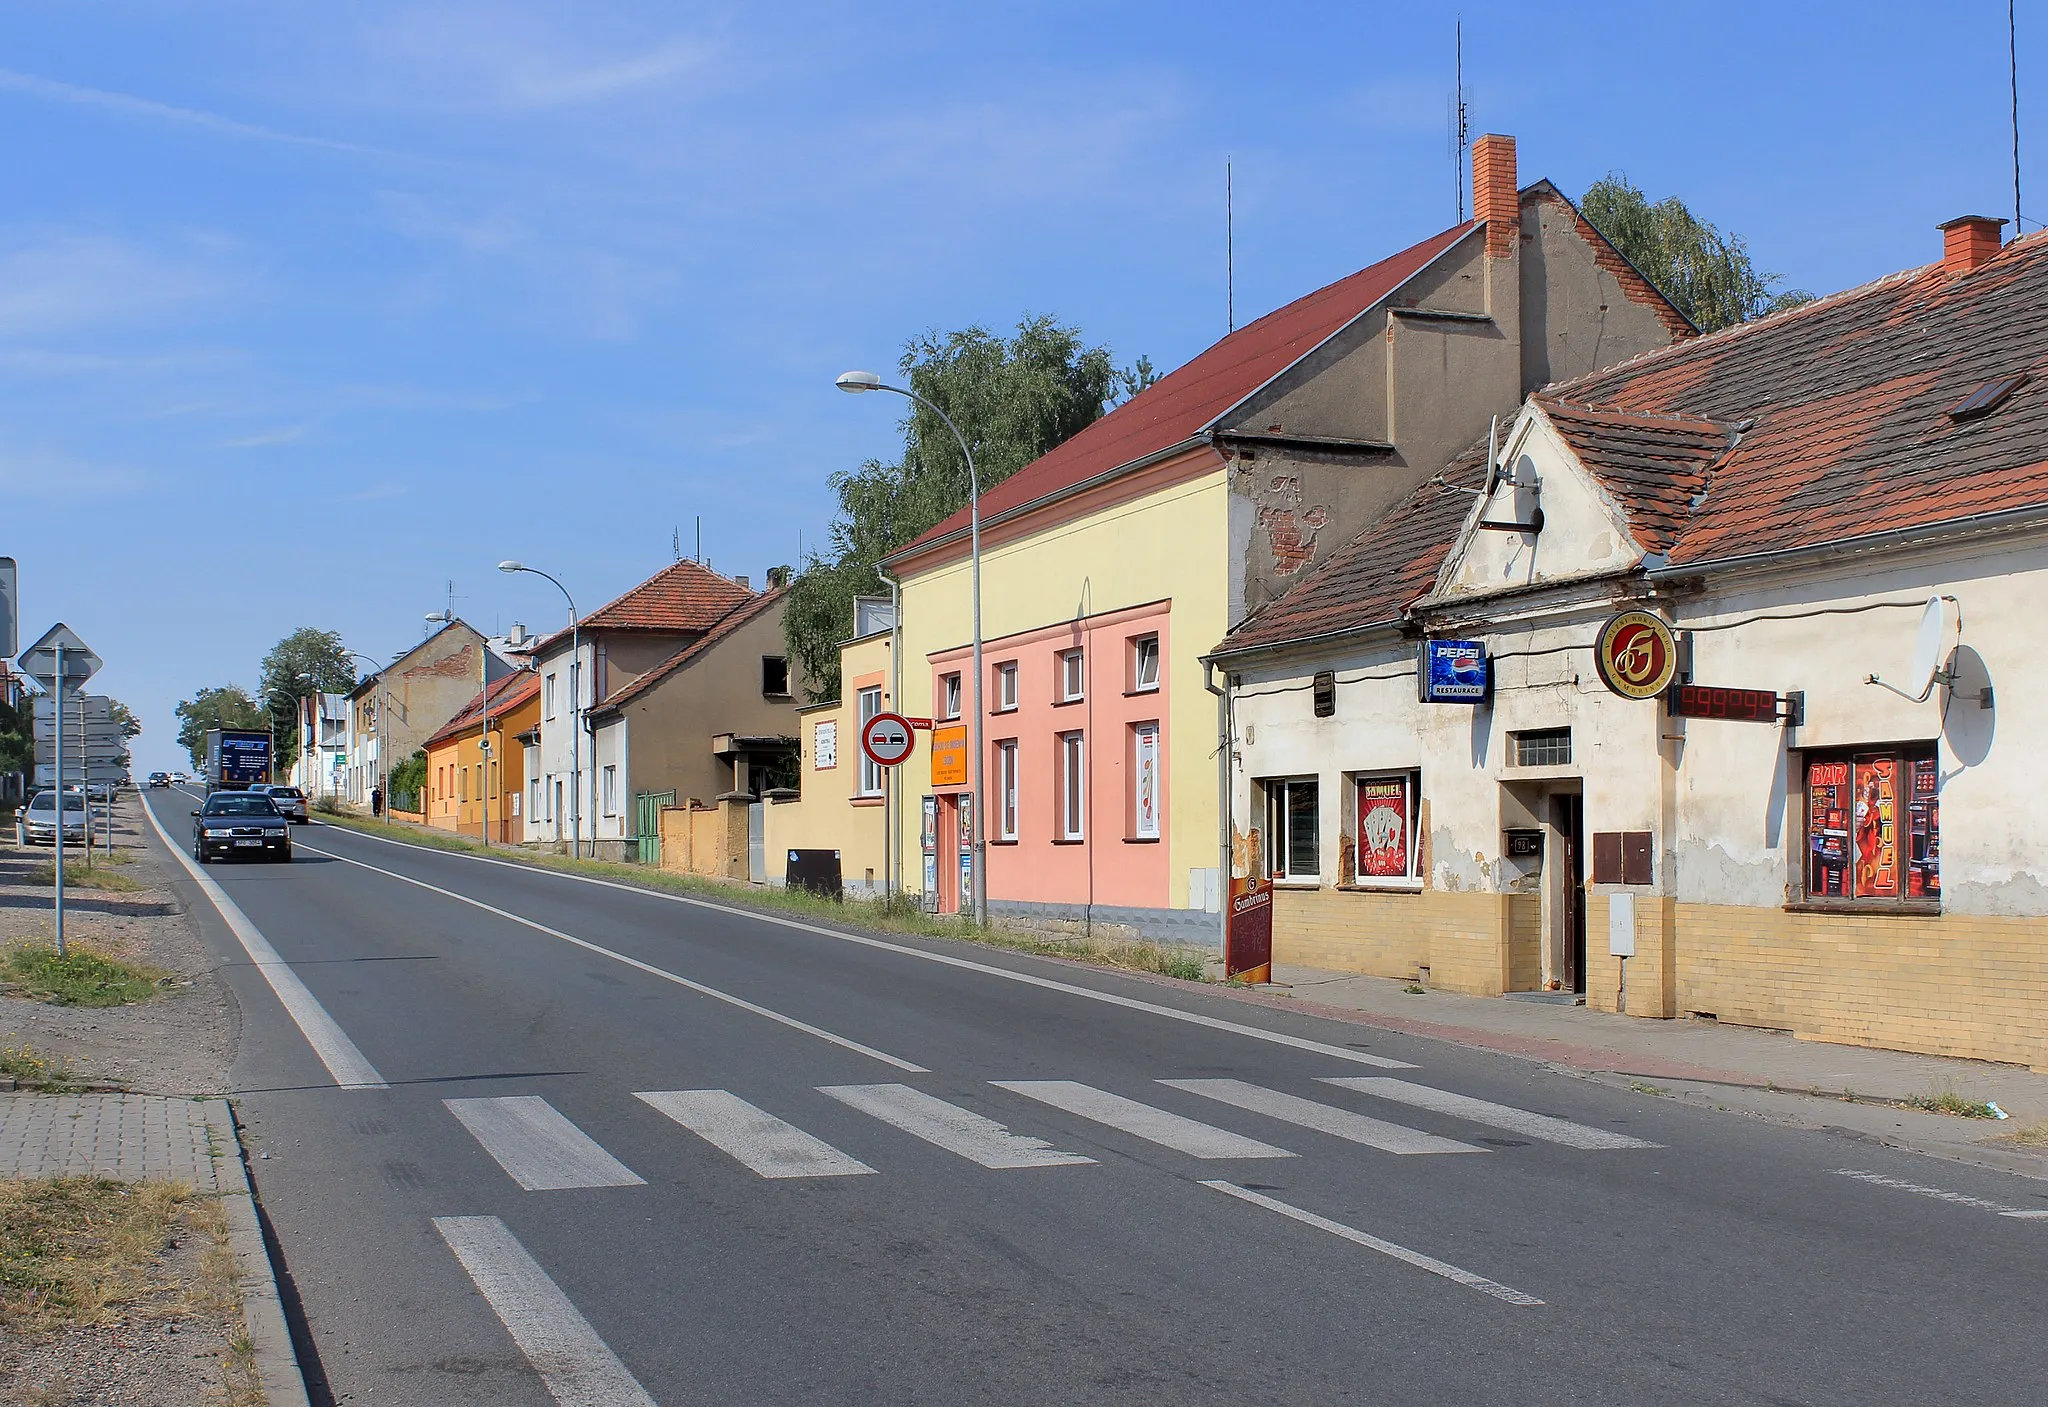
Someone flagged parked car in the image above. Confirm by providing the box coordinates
[16,790,89,847]
[148,772,171,788]
[191,792,292,864]
[257,785,309,824]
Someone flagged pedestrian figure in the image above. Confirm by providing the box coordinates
[371,786,384,817]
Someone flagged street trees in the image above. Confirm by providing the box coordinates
[174,685,266,768]
[785,315,1154,702]
[1581,175,1812,332]
[257,628,356,774]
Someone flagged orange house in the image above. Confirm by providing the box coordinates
[423,671,541,842]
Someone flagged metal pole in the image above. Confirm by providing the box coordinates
[51,644,65,958]
[569,621,581,859]
[480,645,491,849]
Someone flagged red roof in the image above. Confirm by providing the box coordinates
[538,560,756,652]
[425,670,540,749]
[888,219,1478,563]
[590,587,788,714]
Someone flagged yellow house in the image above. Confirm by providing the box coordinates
[877,139,1686,940]
[423,671,541,843]
[762,623,894,896]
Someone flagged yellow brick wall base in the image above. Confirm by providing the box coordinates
[1272,888,1506,997]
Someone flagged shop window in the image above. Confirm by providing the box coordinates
[996,740,1019,840]
[857,687,883,796]
[1059,648,1085,702]
[1058,732,1085,839]
[1803,745,1939,906]
[1511,727,1572,767]
[941,672,962,720]
[995,661,1018,712]
[1130,722,1160,839]
[1353,772,1421,882]
[1264,777,1320,880]
[1131,635,1160,693]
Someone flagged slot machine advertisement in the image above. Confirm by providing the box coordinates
[1853,755,1900,898]
[1908,756,1941,898]
[1807,759,1850,897]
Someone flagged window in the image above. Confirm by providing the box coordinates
[1058,732,1085,840]
[762,656,790,698]
[996,740,1019,840]
[995,661,1018,712]
[544,673,558,719]
[460,766,469,803]
[530,776,541,820]
[553,778,563,826]
[1131,722,1160,839]
[857,687,883,796]
[1131,635,1160,693]
[1264,777,1320,879]
[1803,745,1939,906]
[1511,727,1572,767]
[602,765,618,816]
[1354,772,1421,882]
[941,673,962,720]
[1059,648,1085,702]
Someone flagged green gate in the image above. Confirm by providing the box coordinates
[634,791,675,866]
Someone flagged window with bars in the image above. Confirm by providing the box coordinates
[1511,727,1572,767]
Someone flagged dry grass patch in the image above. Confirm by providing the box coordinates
[1996,1122,2048,1148]
[0,1178,196,1334]
[26,859,143,893]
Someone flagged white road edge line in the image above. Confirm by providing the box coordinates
[297,842,927,1073]
[1833,1168,2048,1220]
[1200,1181,1544,1306]
[141,792,386,1089]
[433,1215,658,1407]
[321,822,1417,1071]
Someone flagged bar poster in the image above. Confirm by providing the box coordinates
[1357,777,1410,878]
[1853,754,1900,898]
[1908,755,1940,898]
[1807,759,1850,897]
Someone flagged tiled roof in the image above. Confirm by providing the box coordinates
[887,220,1479,564]
[1534,399,1733,553]
[538,560,756,652]
[424,670,540,749]
[589,587,788,715]
[1214,438,1491,656]
[1543,230,2048,567]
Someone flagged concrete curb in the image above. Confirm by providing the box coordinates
[201,1099,310,1407]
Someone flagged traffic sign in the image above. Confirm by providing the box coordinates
[17,622,101,689]
[860,711,916,768]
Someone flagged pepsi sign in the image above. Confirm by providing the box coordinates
[1419,639,1490,703]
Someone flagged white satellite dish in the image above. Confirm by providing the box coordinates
[1866,595,1956,702]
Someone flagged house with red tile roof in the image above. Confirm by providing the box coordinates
[1209,214,2048,1068]
[422,669,541,842]
[874,136,1688,940]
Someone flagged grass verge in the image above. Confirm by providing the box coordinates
[28,857,143,892]
[1900,1086,2001,1119]
[0,1177,194,1332]
[316,811,1218,984]
[1996,1121,2048,1148]
[0,1043,80,1092]
[2,942,169,1007]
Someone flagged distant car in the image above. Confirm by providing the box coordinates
[191,792,292,864]
[148,773,171,789]
[16,790,89,847]
[172,772,190,784]
[260,785,309,824]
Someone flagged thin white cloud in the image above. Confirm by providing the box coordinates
[219,426,308,449]
[503,38,713,107]
[0,233,232,338]
[0,66,411,160]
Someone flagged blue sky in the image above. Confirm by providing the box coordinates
[0,1,2036,771]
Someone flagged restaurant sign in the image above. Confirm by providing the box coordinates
[1593,610,1677,700]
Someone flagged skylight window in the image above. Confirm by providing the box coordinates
[1946,371,2029,422]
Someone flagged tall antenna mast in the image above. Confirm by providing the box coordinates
[672,526,681,563]
[2014,0,2026,233]
[1226,159,1235,334]
[1451,19,1470,221]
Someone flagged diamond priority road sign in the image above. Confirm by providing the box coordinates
[17,622,101,689]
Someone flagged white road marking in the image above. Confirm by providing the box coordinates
[141,794,386,1089]
[818,1083,1095,1169]
[993,1080,1294,1159]
[637,1090,875,1179]
[1321,1077,1659,1150]
[1163,1079,1484,1155]
[433,1215,658,1407]
[1834,1168,2048,1219]
[445,1097,646,1191]
[325,822,1417,1070]
[298,841,927,1073]
[1201,1181,1544,1306]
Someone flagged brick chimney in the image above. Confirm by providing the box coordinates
[1473,133,1518,258]
[1938,215,2006,276]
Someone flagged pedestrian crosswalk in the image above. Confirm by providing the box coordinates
[445,1077,1659,1191]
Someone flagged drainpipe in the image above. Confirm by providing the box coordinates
[1203,658,1231,955]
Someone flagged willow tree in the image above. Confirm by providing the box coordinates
[1582,174,1812,332]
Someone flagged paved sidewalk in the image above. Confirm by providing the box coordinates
[1245,962,2048,1176]
[0,1092,230,1186]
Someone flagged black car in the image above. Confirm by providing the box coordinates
[192,792,292,863]
[147,772,171,789]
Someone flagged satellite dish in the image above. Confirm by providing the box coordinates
[1906,596,1950,696]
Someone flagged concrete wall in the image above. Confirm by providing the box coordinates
[659,799,749,880]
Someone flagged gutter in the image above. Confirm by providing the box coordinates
[1645,501,2048,581]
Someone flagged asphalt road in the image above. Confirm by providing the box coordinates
[139,786,2048,1406]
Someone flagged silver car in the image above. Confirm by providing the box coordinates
[16,790,89,847]
[258,785,310,824]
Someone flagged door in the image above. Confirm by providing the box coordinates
[634,791,674,865]
[935,795,961,914]
[1554,793,1587,994]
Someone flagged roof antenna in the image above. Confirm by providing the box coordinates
[672,526,681,563]
[1226,158,1235,334]
[1449,19,1470,222]
[2014,0,2026,233]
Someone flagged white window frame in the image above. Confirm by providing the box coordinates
[1058,731,1085,840]
[1131,722,1160,840]
[1131,635,1160,693]
[857,687,884,797]
[1059,648,1085,702]
[602,765,618,816]
[1352,770,1423,886]
[941,672,962,720]
[997,739,1019,840]
[1264,776,1320,881]
[995,661,1018,712]
[544,673,558,720]
[530,775,541,821]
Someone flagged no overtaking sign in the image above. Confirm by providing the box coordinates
[860,711,915,768]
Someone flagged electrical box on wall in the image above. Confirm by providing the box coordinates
[1609,891,1637,957]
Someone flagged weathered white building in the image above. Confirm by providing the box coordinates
[1211,216,2048,1068]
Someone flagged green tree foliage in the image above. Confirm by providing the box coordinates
[386,748,427,811]
[1581,174,1813,333]
[785,315,1156,702]
[0,694,32,776]
[257,628,357,774]
[108,700,141,741]
[173,685,265,768]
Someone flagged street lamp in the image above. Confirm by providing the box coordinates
[500,561,582,860]
[836,370,987,927]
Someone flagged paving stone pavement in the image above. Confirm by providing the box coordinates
[0,1091,233,1189]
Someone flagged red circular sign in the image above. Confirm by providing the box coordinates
[1593,610,1677,700]
[860,712,916,767]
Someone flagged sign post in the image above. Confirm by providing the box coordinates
[18,624,103,958]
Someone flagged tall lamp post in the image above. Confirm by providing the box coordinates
[836,369,987,927]
[500,561,581,859]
